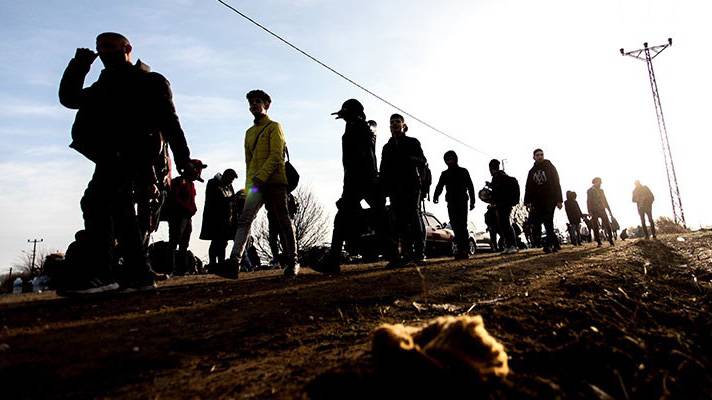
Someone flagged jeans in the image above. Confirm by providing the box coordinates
[638,207,656,238]
[391,189,425,259]
[230,185,296,265]
[448,200,469,254]
[496,204,515,248]
[330,182,395,261]
[80,164,150,277]
[530,204,558,249]
[590,209,613,244]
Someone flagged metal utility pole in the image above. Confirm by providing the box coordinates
[27,238,44,273]
[620,38,686,228]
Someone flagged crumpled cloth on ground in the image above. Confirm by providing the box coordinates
[372,315,509,382]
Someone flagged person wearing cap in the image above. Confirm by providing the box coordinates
[380,113,428,265]
[587,177,615,247]
[200,168,238,266]
[433,151,476,259]
[523,148,563,253]
[167,159,206,275]
[213,89,298,279]
[312,99,396,273]
[58,32,194,294]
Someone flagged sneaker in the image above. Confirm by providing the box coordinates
[210,259,239,280]
[503,246,518,255]
[543,246,552,254]
[57,276,120,297]
[311,255,341,274]
[385,259,406,269]
[283,263,300,278]
[121,273,157,293]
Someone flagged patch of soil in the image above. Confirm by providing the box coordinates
[1,233,710,399]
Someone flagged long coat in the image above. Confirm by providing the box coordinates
[200,174,236,240]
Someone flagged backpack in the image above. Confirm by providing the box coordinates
[418,162,433,200]
[501,174,520,206]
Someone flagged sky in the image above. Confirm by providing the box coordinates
[1,0,711,271]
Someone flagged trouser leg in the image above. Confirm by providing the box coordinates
[541,206,557,249]
[529,209,543,248]
[591,214,602,244]
[496,205,515,248]
[209,240,227,264]
[600,213,613,244]
[230,189,264,260]
[448,201,469,254]
[80,170,115,275]
[364,187,396,261]
[647,209,656,238]
[410,191,425,259]
[330,191,361,260]
[263,186,297,265]
[267,210,281,261]
[639,210,649,238]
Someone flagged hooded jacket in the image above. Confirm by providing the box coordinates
[564,191,583,224]
[380,135,427,194]
[59,58,190,170]
[523,160,562,207]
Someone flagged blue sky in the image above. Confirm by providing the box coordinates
[1,0,711,270]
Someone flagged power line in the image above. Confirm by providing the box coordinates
[215,0,493,157]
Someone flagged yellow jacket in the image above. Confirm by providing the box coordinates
[244,115,287,189]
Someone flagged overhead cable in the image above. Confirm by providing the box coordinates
[215,0,493,157]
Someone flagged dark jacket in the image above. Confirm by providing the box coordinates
[434,166,475,204]
[564,191,583,224]
[342,119,378,188]
[200,174,236,240]
[59,59,190,170]
[586,186,610,214]
[632,185,654,210]
[524,160,562,207]
[489,170,516,207]
[380,135,427,195]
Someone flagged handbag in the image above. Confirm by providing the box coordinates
[251,122,299,192]
[285,147,300,192]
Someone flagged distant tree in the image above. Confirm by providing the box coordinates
[12,247,51,277]
[252,186,330,262]
[655,216,688,234]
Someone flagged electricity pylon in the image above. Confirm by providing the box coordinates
[620,38,686,228]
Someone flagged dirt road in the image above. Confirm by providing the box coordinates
[1,233,711,399]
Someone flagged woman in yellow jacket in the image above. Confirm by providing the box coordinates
[214,90,297,278]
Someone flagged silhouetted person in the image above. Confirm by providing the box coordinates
[564,191,584,246]
[367,119,378,148]
[433,151,475,259]
[216,90,298,278]
[488,159,519,254]
[200,169,238,266]
[523,148,562,253]
[314,99,395,273]
[59,32,193,294]
[381,114,428,265]
[267,193,297,267]
[485,205,500,252]
[632,180,656,239]
[587,177,614,247]
[167,159,206,275]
